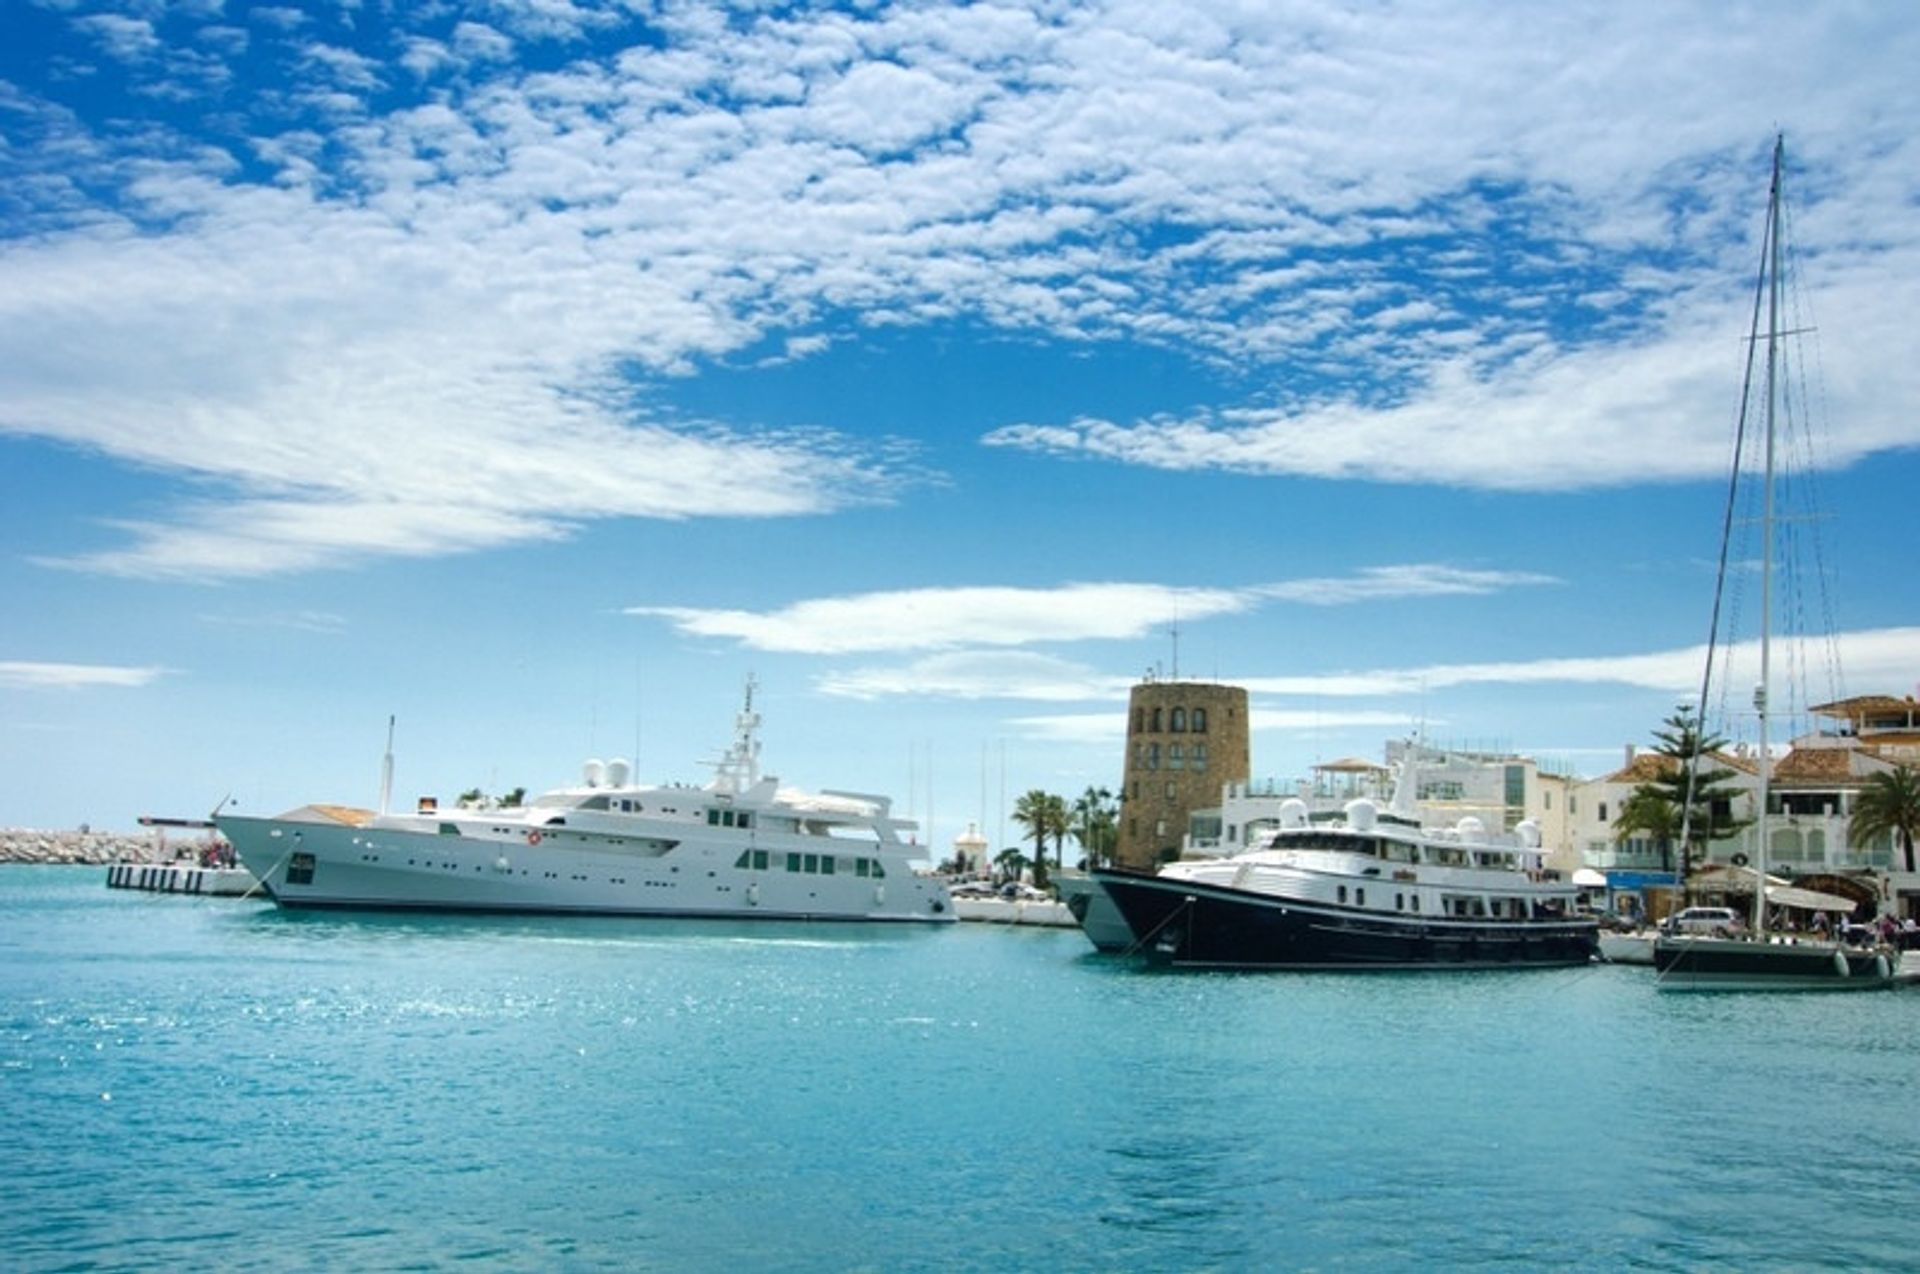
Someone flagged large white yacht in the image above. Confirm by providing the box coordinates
[218,681,955,924]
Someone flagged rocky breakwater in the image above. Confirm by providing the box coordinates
[0,828,155,865]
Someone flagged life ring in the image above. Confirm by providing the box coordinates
[1730,853,1749,867]
[526,830,542,846]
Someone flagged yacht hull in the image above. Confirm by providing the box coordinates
[1653,936,1895,991]
[219,814,955,924]
[1052,870,1133,952]
[1092,868,1597,969]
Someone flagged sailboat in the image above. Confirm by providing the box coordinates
[1652,136,1896,991]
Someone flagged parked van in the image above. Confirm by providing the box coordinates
[1667,906,1744,936]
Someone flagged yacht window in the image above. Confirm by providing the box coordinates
[787,853,802,873]
[820,856,835,875]
[856,858,870,877]
[1395,893,1404,910]
[735,850,751,868]
[754,850,769,870]
[1337,885,1348,904]
[580,796,610,810]
[1356,888,1366,907]
[1411,895,1420,912]
[439,823,460,835]
[804,854,819,874]
[871,860,886,879]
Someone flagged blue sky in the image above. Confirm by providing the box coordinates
[4,0,1918,852]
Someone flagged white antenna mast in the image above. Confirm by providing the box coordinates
[378,715,395,815]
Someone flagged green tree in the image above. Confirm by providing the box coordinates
[1616,705,1750,875]
[1850,765,1920,873]
[1070,785,1118,868]
[500,787,526,808]
[1011,789,1070,889]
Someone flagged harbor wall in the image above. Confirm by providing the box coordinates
[0,828,155,864]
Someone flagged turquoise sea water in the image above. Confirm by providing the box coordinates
[4,865,1918,1272]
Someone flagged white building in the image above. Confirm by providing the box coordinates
[1572,694,1920,919]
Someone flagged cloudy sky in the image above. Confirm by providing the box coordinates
[4,0,1917,849]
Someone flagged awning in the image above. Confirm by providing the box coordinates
[1571,868,1608,887]
[1765,883,1857,912]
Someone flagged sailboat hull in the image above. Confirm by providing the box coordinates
[1654,936,1895,991]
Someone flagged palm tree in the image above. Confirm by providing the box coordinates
[1011,789,1070,889]
[1070,785,1118,869]
[1850,765,1920,873]
[993,846,1028,882]
[1625,705,1750,875]
[1613,786,1684,872]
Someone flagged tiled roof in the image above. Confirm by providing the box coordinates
[1810,694,1920,720]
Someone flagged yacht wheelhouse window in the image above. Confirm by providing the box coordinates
[820,856,835,875]
[787,852,802,873]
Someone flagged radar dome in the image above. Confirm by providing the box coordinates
[1278,798,1310,830]
[1515,819,1541,849]
[582,758,605,788]
[604,758,631,788]
[1345,798,1377,832]
[1456,816,1486,843]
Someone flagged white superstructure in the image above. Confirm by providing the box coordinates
[219,681,955,924]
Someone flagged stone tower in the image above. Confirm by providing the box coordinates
[1113,679,1250,870]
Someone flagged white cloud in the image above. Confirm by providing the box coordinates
[820,652,1132,702]
[0,661,167,690]
[636,583,1249,655]
[1237,627,1920,702]
[632,565,1546,655]
[1259,565,1558,605]
[72,15,160,63]
[5,1,1920,575]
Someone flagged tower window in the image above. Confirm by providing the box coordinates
[1192,708,1208,733]
[1170,707,1186,732]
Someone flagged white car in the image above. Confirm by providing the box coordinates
[1668,906,1745,936]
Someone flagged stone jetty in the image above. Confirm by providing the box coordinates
[0,828,162,865]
